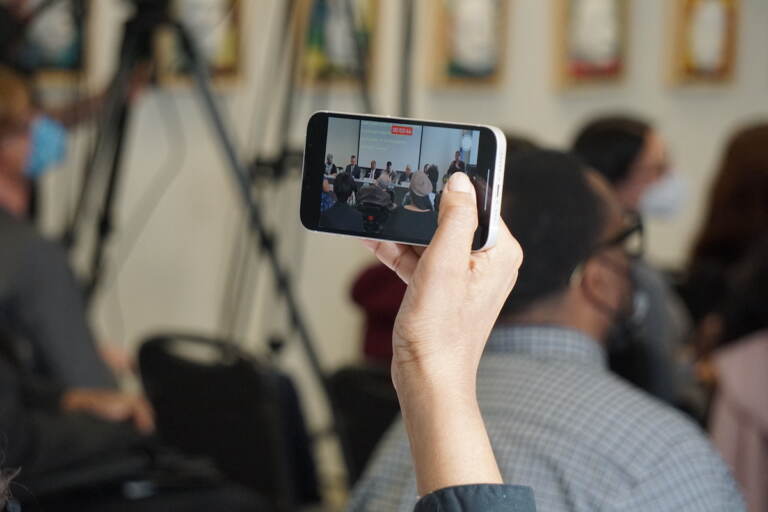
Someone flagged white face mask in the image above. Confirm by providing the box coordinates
[639,172,687,219]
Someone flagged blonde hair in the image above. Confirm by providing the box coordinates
[0,66,31,135]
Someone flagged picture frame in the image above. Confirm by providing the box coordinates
[293,0,380,88]
[555,0,629,88]
[28,0,92,87]
[431,0,509,88]
[155,0,243,87]
[669,0,739,84]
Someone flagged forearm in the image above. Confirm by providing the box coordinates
[398,377,502,496]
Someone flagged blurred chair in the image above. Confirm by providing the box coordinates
[138,334,319,512]
[327,364,400,485]
[357,204,390,235]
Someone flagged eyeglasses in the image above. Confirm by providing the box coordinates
[570,211,644,285]
[595,210,644,260]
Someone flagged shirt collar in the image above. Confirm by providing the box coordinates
[485,325,607,369]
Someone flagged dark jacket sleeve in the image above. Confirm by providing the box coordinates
[0,357,143,477]
[414,485,536,512]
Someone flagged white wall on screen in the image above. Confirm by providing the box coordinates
[326,117,360,170]
[419,127,466,191]
[358,121,423,172]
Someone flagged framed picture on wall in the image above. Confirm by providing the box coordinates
[669,0,739,84]
[555,0,629,88]
[24,0,91,86]
[155,0,243,87]
[294,0,380,87]
[431,0,509,88]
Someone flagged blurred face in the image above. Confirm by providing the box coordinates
[455,151,461,161]
[616,131,671,210]
[405,166,412,174]
[351,156,356,165]
[371,161,376,169]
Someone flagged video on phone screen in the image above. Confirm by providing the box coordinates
[319,117,486,243]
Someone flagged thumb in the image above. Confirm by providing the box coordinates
[424,173,478,272]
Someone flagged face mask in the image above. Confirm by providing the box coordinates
[639,172,687,219]
[25,116,68,179]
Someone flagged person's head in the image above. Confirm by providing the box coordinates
[572,115,677,214]
[690,123,768,271]
[500,150,642,343]
[326,153,333,163]
[376,169,391,188]
[386,161,392,169]
[350,155,356,165]
[405,165,412,175]
[334,172,356,203]
[454,151,461,161]
[0,65,33,216]
[423,163,430,172]
[409,171,433,210]
[370,160,376,169]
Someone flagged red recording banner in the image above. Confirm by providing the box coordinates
[391,125,414,136]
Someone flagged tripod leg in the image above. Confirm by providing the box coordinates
[173,21,360,483]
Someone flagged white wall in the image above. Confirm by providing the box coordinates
[326,117,360,168]
[38,0,768,496]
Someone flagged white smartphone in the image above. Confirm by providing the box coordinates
[300,111,506,250]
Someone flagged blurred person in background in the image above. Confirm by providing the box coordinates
[0,65,117,389]
[700,237,768,512]
[446,150,465,177]
[572,115,694,409]
[325,152,337,175]
[682,123,768,332]
[320,172,362,232]
[350,150,742,512]
[357,169,395,209]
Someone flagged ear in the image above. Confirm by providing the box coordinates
[579,257,621,305]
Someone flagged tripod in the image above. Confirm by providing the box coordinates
[64,0,333,451]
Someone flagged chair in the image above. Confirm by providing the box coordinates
[357,203,390,235]
[139,334,319,512]
[327,364,400,484]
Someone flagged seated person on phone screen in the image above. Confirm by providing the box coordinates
[320,172,363,232]
[382,171,436,242]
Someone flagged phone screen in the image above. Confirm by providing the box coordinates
[302,113,501,247]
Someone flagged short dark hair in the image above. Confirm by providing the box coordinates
[572,115,652,185]
[351,155,356,159]
[501,150,607,316]
[386,161,392,167]
[334,172,356,202]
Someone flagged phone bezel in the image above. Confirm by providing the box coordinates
[301,111,504,250]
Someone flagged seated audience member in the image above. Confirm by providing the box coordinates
[573,115,693,406]
[361,172,535,511]
[320,178,336,213]
[682,123,768,326]
[357,170,395,209]
[446,151,465,177]
[383,172,436,242]
[346,155,362,179]
[320,172,362,232]
[367,160,378,179]
[425,164,439,193]
[703,237,768,512]
[398,164,413,185]
[0,66,116,389]
[325,153,338,175]
[350,150,743,512]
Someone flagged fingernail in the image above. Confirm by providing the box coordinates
[447,172,472,193]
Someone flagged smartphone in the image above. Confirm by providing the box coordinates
[300,111,506,250]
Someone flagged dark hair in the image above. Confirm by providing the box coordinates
[505,132,539,154]
[351,155,356,158]
[334,172,356,203]
[501,150,607,316]
[572,115,652,185]
[717,236,768,347]
[690,123,768,272]
[386,161,392,167]
[409,192,433,211]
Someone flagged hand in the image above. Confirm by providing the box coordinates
[365,172,522,395]
[364,172,523,494]
[61,389,155,435]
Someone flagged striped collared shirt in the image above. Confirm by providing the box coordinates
[349,326,744,512]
